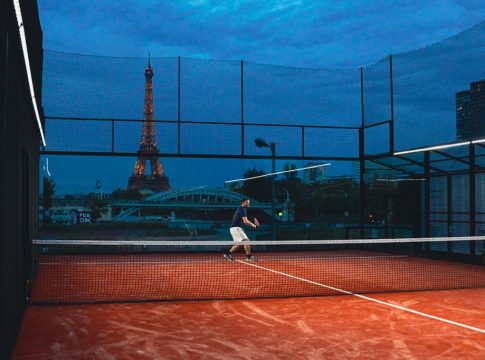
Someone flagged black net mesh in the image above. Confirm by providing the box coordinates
[244,62,361,127]
[430,176,447,236]
[42,52,363,158]
[42,22,485,154]
[393,21,485,151]
[30,237,485,305]
[364,123,390,155]
[362,57,391,126]
[180,122,241,155]
[181,58,240,123]
[477,172,485,242]
[43,52,179,119]
[46,119,113,152]
[115,120,178,153]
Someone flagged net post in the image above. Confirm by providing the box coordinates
[359,128,365,239]
[469,143,476,256]
[177,56,181,155]
[447,175,452,254]
[359,67,366,239]
[424,152,431,255]
[240,60,244,156]
[384,195,390,238]
[389,54,394,154]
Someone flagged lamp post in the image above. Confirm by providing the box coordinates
[255,138,276,240]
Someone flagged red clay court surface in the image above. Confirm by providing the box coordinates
[14,289,485,359]
[13,250,485,359]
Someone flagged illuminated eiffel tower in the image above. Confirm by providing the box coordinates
[128,56,171,192]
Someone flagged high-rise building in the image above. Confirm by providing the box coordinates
[456,80,485,140]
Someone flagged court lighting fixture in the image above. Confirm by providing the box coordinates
[393,137,485,156]
[376,178,426,182]
[224,163,331,183]
[13,0,47,146]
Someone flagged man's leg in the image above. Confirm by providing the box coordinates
[243,239,254,261]
[243,239,251,255]
[224,243,241,261]
[230,243,241,253]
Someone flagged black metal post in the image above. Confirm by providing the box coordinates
[384,195,389,238]
[469,143,476,255]
[447,174,452,253]
[359,67,366,239]
[178,56,181,155]
[359,128,365,239]
[271,142,276,240]
[389,54,395,154]
[241,60,244,156]
[424,152,431,254]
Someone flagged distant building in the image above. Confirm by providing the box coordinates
[303,163,327,184]
[456,80,485,140]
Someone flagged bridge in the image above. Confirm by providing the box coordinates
[112,187,279,221]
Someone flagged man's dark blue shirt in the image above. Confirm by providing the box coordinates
[231,206,247,227]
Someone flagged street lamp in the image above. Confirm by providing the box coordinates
[255,138,276,240]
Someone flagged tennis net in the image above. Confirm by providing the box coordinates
[30,237,485,305]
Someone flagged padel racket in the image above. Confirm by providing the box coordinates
[254,217,260,227]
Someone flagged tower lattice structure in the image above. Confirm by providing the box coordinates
[128,57,171,192]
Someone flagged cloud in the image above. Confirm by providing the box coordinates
[38,0,485,68]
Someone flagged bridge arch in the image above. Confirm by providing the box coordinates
[112,187,277,221]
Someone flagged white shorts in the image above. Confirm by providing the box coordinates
[230,227,248,242]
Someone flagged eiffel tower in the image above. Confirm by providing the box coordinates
[128,56,171,192]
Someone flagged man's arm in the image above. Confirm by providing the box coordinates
[242,217,256,228]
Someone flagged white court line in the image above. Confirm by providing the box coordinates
[237,260,485,334]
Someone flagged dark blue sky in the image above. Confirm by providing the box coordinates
[38,1,485,68]
[37,1,485,194]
